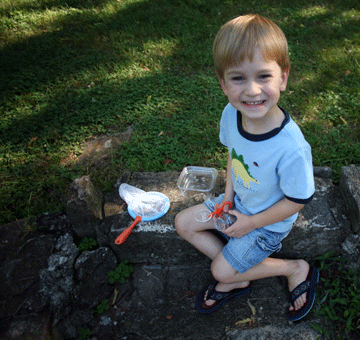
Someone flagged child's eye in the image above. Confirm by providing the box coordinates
[259,74,271,79]
[232,76,245,81]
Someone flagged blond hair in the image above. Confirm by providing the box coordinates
[213,14,290,79]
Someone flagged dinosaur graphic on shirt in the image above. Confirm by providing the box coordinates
[231,149,260,189]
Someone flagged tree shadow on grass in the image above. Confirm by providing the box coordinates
[0,0,359,224]
[1,0,359,131]
[0,0,113,14]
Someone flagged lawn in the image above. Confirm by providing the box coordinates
[1,0,359,225]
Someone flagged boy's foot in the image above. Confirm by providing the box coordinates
[195,281,250,314]
[287,260,310,311]
[204,281,250,306]
[288,262,320,321]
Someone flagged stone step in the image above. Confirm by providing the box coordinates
[0,220,321,340]
[99,263,321,340]
[4,166,358,340]
[97,167,351,265]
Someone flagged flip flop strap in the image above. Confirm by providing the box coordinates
[207,283,231,301]
[289,280,310,307]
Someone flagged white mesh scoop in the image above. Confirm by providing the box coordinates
[129,193,169,220]
[115,185,170,244]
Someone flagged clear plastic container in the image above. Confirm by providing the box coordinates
[214,213,236,232]
[177,166,218,196]
[194,208,212,223]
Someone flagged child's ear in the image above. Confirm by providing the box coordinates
[280,69,289,92]
[218,77,227,94]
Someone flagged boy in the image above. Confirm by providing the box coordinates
[175,14,319,321]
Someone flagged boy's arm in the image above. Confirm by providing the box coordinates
[224,197,304,238]
[222,154,235,203]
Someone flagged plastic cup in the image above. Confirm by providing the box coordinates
[214,213,236,231]
[194,209,211,223]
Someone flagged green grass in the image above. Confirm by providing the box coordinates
[312,252,360,339]
[1,0,359,225]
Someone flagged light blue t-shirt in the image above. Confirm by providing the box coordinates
[219,103,315,233]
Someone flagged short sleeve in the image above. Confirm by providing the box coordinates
[277,146,315,204]
[219,103,237,147]
[219,110,228,147]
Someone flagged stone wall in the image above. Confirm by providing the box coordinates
[0,166,359,340]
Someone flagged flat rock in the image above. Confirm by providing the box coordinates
[1,312,63,340]
[98,263,321,340]
[66,175,103,238]
[1,166,358,340]
[77,127,132,164]
[281,176,351,258]
[340,166,360,233]
[73,247,118,308]
[228,324,320,340]
[101,168,350,263]
[0,219,56,321]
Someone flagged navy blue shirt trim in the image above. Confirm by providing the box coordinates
[237,106,290,141]
[285,194,314,205]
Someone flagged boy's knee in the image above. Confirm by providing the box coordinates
[211,262,227,283]
[174,211,186,236]
[211,257,237,283]
[174,213,181,231]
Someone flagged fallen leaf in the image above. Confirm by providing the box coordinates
[235,317,252,325]
[247,299,256,316]
[112,288,119,305]
[143,268,152,276]
[176,290,195,301]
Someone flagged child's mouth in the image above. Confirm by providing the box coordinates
[242,100,266,106]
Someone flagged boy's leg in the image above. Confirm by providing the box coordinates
[210,253,309,311]
[174,204,225,260]
[176,205,309,312]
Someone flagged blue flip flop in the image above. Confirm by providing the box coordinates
[195,282,250,314]
[288,266,319,321]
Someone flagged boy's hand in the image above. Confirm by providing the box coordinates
[220,199,234,214]
[223,210,254,238]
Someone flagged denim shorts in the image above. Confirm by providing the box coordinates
[204,195,290,273]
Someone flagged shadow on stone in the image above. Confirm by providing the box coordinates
[1,166,359,340]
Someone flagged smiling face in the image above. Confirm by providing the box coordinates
[220,48,289,134]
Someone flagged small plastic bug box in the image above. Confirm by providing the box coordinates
[177,166,218,197]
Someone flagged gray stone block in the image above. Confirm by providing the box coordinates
[281,177,351,259]
[66,175,103,238]
[103,168,351,263]
[340,166,360,233]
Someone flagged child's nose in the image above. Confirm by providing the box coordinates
[245,81,261,96]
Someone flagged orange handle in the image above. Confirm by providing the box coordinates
[115,216,142,244]
[223,201,233,210]
[208,201,233,219]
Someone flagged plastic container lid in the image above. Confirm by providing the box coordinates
[177,166,218,193]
